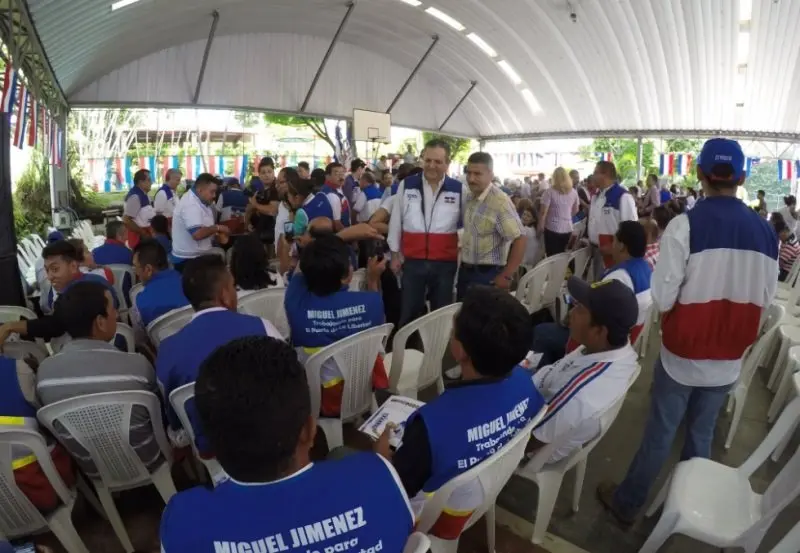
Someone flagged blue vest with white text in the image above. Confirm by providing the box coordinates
[410,367,544,492]
[155,309,268,453]
[321,184,351,228]
[135,270,189,327]
[602,257,651,294]
[603,182,627,211]
[159,453,413,553]
[220,188,248,214]
[362,185,382,202]
[303,192,335,222]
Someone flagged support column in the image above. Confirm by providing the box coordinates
[50,112,70,228]
[0,114,25,306]
[635,136,643,182]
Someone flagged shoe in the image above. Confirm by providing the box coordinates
[596,481,635,527]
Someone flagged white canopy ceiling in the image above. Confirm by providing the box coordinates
[25,0,800,139]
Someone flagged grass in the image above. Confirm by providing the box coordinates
[89,191,127,208]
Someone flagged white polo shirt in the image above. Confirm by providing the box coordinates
[171,188,215,261]
[274,202,291,249]
[154,186,178,218]
[533,344,638,463]
[124,194,155,228]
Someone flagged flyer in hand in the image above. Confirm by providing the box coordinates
[359,396,425,448]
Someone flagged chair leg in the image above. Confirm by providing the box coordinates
[767,337,790,390]
[151,462,178,503]
[532,473,563,545]
[485,504,496,553]
[95,484,135,553]
[319,419,344,450]
[75,474,107,521]
[725,389,746,449]
[436,377,445,395]
[48,505,91,553]
[771,415,800,462]
[645,474,672,518]
[572,460,587,512]
[768,371,793,422]
[638,511,679,553]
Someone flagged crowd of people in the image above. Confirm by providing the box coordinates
[0,136,785,552]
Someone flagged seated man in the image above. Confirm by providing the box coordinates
[150,214,173,256]
[156,255,283,455]
[378,286,545,539]
[640,217,660,269]
[92,220,133,266]
[36,281,164,479]
[68,238,115,283]
[131,239,189,334]
[216,177,248,234]
[0,353,75,512]
[285,234,387,417]
[773,219,800,281]
[160,336,413,553]
[34,230,65,292]
[529,278,639,463]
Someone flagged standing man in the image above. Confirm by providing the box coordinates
[388,139,465,327]
[458,152,526,300]
[322,162,351,231]
[597,138,779,526]
[403,144,416,164]
[123,169,154,248]
[588,161,637,272]
[171,173,229,272]
[297,161,310,179]
[154,169,182,224]
[247,157,281,249]
[344,158,366,214]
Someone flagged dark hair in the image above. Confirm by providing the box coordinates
[133,169,150,186]
[165,168,182,181]
[150,214,169,235]
[408,167,424,177]
[350,159,366,172]
[55,281,112,339]
[652,206,673,231]
[686,187,697,199]
[595,161,617,181]
[105,220,126,240]
[231,234,276,291]
[453,286,531,377]
[467,152,493,171]
[784,195,796,207]
[615,221,647,258]
[646,174,658,186]
[423,139,451,160]
[66,238,87,262]
[770,212,786,227]
[279,167,300,190]
[196,336,310,482]
[310,168,326,190]
[670,185,679,195]
[299,234,350,296]
[757,189,765,196]
[395,163,416,183]
[700,163,737,190]
[42,240,81,263]
[360,172,376,186]
[133,238,168,271]
[287,178,315,199]
[297,161,310,171]
[195,173,221,188]
[258,157,275,169]
[182,255,230,310]
[325,162,343,176]
[773,219,789,234]
[589,311,628,348]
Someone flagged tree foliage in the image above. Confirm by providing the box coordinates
[742,160,789,211]
[421,132,473,165]
[263,113,336,152]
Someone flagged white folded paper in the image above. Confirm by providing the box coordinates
[359,395,425,448]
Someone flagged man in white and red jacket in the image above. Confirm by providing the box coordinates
[597,137,779,526]
[588,161,637,273]
[388,139,466,327]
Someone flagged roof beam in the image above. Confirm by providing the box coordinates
[387,34,438,114]
[482,129,800,143]
[301,1,355,113]
[438,80,477,132]
[193,10,220,105]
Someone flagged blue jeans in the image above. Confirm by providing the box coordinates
[532,323,570,369]
[456,265,502,301]
[613,356,733,518]
[400,259,458,327]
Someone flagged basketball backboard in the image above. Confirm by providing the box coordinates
[353,109,391,144]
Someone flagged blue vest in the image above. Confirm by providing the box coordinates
[125,185,151,207]
[155,234,173,255]
[159,184,174,200]
[403,173,463,227]
[135,270,189,327]
[659,189,672,204]
[0,356,36,420]
[362,185,383,202]
[302,192,334,221]
[602,257,652,293]
[221,189,248,213]
[156,309,269,453]
[92,240,133,266]
[284,273,384,349]
[411,367,544,492]
[321,184,351,228]
[390,182,399,196]
[160,453,413,553]
[603,182,628,210]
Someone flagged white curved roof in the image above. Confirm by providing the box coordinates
[26,0,800,139]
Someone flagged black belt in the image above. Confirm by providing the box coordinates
[461,263,503,271]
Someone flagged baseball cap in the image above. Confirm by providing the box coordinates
[566,277,638,340]
[697,138,745,181]
[46,230,65,244]
[223,177,240,188]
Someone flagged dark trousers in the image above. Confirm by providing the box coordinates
[456,264,502,301]
[544,229,571,256]
[532,322,570,369]
[399,259,457,327]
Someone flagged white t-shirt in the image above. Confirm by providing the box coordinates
[352,188,382,223]
[274,202,291,249]
[522,226,540,266]
[154,187,178,218]
[533,344,638,463]
[171,189,215,261]
[325,190,343,222]
[779,206,800,235]
[124,194,155,229]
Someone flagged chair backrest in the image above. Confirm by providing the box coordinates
[37,391,172,490]
[28,234,46,252]
[168,382,226,479]
[417,406,546,533]
[389,303,461,392]
[737,311,786,391]
[147,305,194,348]
[0,428,73,538]
[114,322,136,353]
[516,262,551,313]
[0,306,37,325]
[633,305,656,357]
[129,283,144,310]
[237,288,290,339]
[786,255,800,288]
[542,252,571,305]
[1,341,49,364]
[305,324,393,422]
[349,268,366,292]
[568,247,591,281]
[106,264,135,309]
[402,533,431,553]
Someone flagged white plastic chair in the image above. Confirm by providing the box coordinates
[568,246,591,281]
[0,306,37,324]
[515,364,641,544]
[402,532,431,553]
[1,340,49,363]
[641,395,800,553]
[0,428,90,553]
[768,344,800,422]
[304,323,393,449]
[418,409,546,553]
[725,304,785,449]
[128,283,144,310]
[384,303,460,399]
[168,383,225,484]
[349,268,367,292]
[516,253,570,314]
[114,322,136,353]
[770,520,800,553]
[633,305,656,358]
[146,305,194,348]
[106,264,135,310]
[37,391,176,553]
[237,288,290,340]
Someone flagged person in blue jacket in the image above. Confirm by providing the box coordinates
[160,336,414,553]
[92,220,133,266]
[131,239,188,331]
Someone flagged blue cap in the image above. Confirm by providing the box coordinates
[697,138,745,181]
[47,230,65,244]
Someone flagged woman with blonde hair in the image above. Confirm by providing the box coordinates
[538,166,579,255]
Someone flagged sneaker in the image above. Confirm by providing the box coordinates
[596,481,635,527]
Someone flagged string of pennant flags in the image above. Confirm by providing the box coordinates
[0,62,63,166]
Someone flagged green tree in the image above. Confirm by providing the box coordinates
[421,132,473,165]
[234,111,260,128]
[579,138,655,183]
[743,160,787,211]
[263,113,336,152]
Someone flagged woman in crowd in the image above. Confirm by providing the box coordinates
[779,195,799,235]
[538,166,579,256]
[230,233,279,297]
